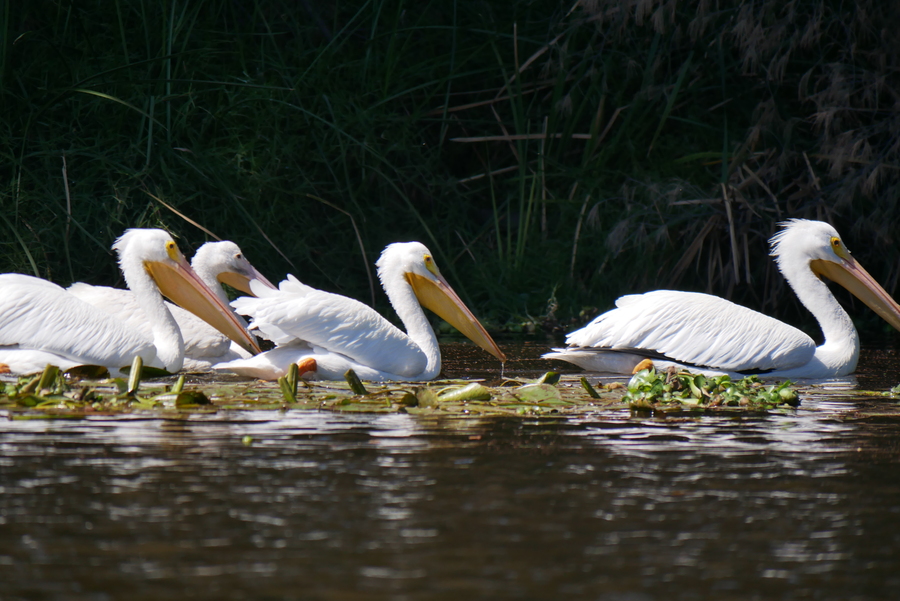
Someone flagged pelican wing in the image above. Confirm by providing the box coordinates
[565,290,816,371]
[68,283,234,362]
[234,275,427,378]
[67,283,149,333]
[0,274,155,370]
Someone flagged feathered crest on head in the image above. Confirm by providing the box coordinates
[769,219,819,258]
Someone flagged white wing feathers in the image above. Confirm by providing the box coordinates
[565,290,816,371]
[0,274,152,369]
[67,283,235,362]
[234,274,427,378]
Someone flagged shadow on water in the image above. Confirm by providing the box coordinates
[2,342,900,600]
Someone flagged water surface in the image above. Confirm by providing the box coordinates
[2,343,900,600]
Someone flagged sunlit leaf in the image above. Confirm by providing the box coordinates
[536,371,561,385]
[437,383,491,402]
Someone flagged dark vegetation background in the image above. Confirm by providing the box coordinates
[2,0,900,339]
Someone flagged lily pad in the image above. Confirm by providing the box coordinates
[174,391,211,407]
[506,383,561,404]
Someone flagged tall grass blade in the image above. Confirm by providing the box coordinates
[647,51,693,156]
[0,213,39,276]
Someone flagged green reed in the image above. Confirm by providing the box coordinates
[1,0,899,337]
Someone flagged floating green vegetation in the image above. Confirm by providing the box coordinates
[1,362,805,419]
[0,359,210,415]
[624,368,800,413]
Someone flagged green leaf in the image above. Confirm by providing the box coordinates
[175,391,211,407]
[126,356,143,395]
[278,375,296,402]
[511,383,561,403]
[437,383,492,402]
[278,363,299,402]
[344,369,368,395]
[37,364,60,392]
[580,377,601,399]
[536,372,561,385]
[415,388,440,408]
[64,365,110,379]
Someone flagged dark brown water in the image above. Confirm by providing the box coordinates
[2,343,900,600]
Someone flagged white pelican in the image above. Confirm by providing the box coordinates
[0,229,260,375]
[543,219,900,378]
[67,240,276,371]
[214,241,507,380]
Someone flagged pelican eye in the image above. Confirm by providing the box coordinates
[423,254,439,276]
[165,240,181,260]
[830,236,851,259]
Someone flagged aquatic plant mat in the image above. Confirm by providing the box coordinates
[4,363,900,420]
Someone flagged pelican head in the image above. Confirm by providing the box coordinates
[114,229,261,355]
[378,242,507,363]
[770,219,900,332]
[191,240,276,295]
